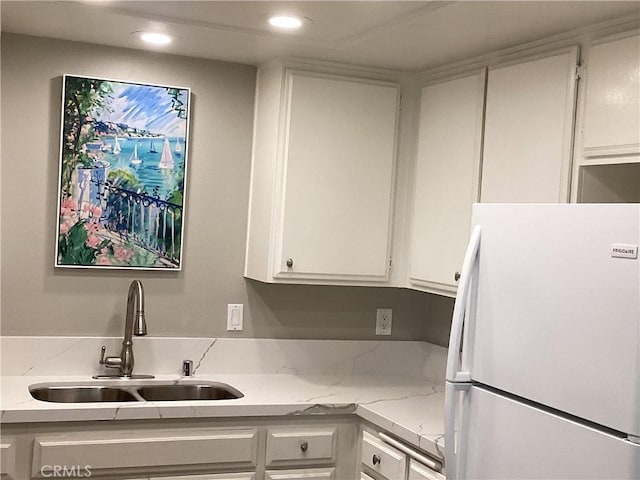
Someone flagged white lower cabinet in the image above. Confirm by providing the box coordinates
[1,418,357,480]
[1,438,17,480]
[359,430,444,480]
[150,474,256,480]
[361,432,407,480]
[264,468,335,480]
[32,429,258,476]
[265,427,336,468]
[407,461,444,480]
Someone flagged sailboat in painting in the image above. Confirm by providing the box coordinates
[149,139,157,154]
[130,143,141,164]
[174,138,182,156]
[158,138,174,169]
[113,135,121,155]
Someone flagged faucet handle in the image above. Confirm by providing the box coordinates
[99,345,122,369]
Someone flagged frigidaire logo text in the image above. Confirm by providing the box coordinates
[613,247,635,255]
[40,465,92,478]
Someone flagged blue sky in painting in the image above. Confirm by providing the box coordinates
[97,82,188,137]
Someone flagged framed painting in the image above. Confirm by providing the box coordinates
[55,75,190,270]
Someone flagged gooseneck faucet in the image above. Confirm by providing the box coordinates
[97,280,153,379]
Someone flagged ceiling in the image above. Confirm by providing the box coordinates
[2,1,639,71]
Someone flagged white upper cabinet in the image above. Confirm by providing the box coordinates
[481,48,579,203]
[408,71,486,296]
[245,62,400,284]
[582,32,640,158]
[572,31,640,203]
[245,28,636,292]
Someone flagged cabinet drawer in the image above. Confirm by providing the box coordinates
[266,427,336,467]
[361,432,406,480]
[150,474,256,480]
[408,460,445,480]
[1,439,16,479]
[265,467,335,480]
[31,428,258,476]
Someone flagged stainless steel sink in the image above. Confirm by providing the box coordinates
[137,383,243,401]
[29,385,140,403]
[29,381,243,403]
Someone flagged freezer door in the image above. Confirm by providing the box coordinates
[459,386,640,480]
[468,204,639,435]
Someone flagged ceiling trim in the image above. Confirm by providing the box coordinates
[419,13,640,81]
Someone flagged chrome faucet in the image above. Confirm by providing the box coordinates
[95,280,154,379]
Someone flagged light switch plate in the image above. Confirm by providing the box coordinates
[227,304,243,331]
[376,308,392,335]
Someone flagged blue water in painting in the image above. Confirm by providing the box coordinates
[101,136,185,200]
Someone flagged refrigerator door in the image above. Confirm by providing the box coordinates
[459,386,640,480]
[467,204,639,435]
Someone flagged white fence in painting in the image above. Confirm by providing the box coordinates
[101,183,183,265]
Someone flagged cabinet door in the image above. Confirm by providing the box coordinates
[275,71,399,281]
[582,33,640,157]
[408,72,485,295]
[481,48,578,203]
[360,432,406,480]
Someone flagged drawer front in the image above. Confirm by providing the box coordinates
[150,474,256,480]
[361,432,406,480]
[265,467,335,480]
[266,427,336,467]
[1,439,16,479]
[31,428,258,477]
[408,460,445,480]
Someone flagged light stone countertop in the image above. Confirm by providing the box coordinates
[0,337,447,460]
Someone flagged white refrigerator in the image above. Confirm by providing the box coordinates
[445,204,640,479]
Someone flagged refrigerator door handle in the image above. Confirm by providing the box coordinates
[446,225,481,383]
[445,381,471,480]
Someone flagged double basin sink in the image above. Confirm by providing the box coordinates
[29,381,243,403]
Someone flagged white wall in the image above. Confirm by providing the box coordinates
[1,34,451,344]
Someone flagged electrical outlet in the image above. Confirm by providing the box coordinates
[227,304,243,331]
[376,308,392,335]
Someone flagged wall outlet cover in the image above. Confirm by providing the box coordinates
[376,308,392,335]
[227,304,244,331]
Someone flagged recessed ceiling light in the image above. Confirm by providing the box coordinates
[139,32,172,46]
[268,15,304,30]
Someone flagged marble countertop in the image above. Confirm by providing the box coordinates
[1,373,445,459]
[0,337,447,460]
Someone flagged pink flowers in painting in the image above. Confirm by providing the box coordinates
[57,196,113,266]
[57,195,144,267]
[114,247,134,262]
